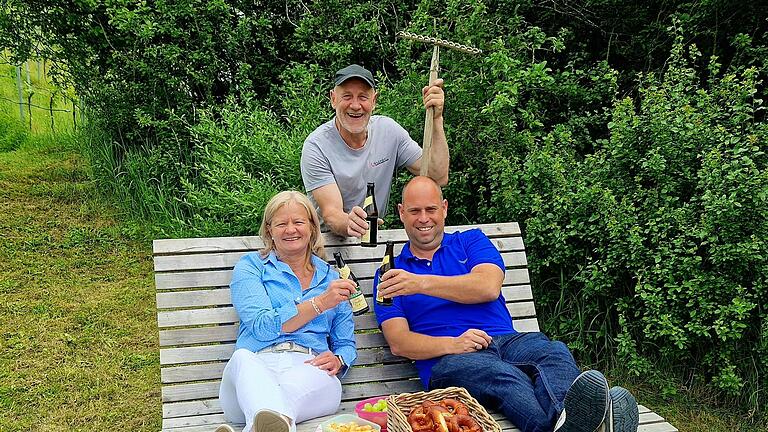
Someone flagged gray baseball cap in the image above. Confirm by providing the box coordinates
[334,64,376,89]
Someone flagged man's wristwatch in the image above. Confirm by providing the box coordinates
[336,355,346,370]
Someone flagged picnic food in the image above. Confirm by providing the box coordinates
[407,399,483,432]
[362,398,388,412]
[327,421,377,432]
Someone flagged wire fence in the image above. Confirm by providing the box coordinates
[1,58,83,134]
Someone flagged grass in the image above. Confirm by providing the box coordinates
[0,59,76,136]
[0,132,160,431]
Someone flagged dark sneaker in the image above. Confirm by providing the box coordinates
[554,370,610,432]
[605,387,639,432]
[253,409,291,432]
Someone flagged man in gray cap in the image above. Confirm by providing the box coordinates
[301,64,449,237]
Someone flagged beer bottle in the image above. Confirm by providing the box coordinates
[376,241,395,306]
[360,182,378,247]
[333,252,369,316]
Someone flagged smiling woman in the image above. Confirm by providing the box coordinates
[214,190,360,432]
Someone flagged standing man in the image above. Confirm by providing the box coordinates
[373,176,640,432]
[301,64,449,237]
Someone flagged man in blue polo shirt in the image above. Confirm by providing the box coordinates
[373,176,640,432]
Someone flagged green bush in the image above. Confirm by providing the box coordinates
[486,35,768,412]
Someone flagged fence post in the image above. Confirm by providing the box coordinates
[25,61,31,84]
[16,65,25,124]
[50,94,56,133]
[27,93,33,130]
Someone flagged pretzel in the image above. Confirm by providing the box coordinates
[448,415,482,432]
[439,399,469,416]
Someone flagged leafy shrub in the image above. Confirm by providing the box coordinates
[486,34,768,412]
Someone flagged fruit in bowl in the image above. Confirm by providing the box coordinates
[355,396,388,430]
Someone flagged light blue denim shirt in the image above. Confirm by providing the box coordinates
[230,250,357,373]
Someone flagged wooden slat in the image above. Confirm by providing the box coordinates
[154,249,527,275]
[158,307,238,328]
[153,223,521,255]
[513,318,539,332]
[159,325,239,347]
[164,395,367,420]
[157,289,231,309]
[160,345,407,368]
[155,239,526,291]
[158,298,535,332]
[162,360,418,385]
[156,275,531,304]
[162,378,422,403]
[163,413,225,429]
[155,270,233,290]
[638,423,678,432]
[161,344,234,366]
[325,236,525,261]
[157,295,535,346]
[164,399,222,419]
[503,268,530,285]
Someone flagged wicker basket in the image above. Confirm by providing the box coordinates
[386,387,501,432]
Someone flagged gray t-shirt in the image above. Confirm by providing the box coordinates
[301,115,422,227]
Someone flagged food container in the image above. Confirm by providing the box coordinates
[354,395,389,430]
[386,386,501,432]
[321,413,382,432]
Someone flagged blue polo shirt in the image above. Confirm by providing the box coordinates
[373,229,516,387]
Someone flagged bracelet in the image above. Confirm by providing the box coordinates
[309,297,322,315]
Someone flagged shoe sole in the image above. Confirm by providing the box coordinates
[559,370,609,432]
[608,387,639,432]
[254,409,290,432]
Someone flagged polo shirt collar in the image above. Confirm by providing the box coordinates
[402,231,454,262]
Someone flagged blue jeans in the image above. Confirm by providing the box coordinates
[429,332,580,432]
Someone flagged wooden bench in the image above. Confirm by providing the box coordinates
[154,222,678,432]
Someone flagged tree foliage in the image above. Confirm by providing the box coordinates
[2,0,768,416]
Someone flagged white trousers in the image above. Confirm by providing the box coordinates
[219,348,342,432]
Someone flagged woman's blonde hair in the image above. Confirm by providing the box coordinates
[259,191,325,266]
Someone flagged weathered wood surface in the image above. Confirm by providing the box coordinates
[153,222,677,432]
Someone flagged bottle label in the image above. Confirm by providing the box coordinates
[339,265,351,280]
[376,256,390,303]
[350,291,368,312]
[363,195,373,209]
[361,228,370,243]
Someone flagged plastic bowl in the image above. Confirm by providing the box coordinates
[354,396,388,430]
[321,414,381,432]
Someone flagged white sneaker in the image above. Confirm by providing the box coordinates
[253,409,291,432]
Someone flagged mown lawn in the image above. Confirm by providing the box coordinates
[1,135,765,432]
[0,137,160,431]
